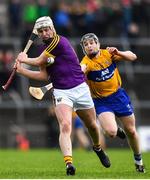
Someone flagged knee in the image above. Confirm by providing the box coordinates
[61,121,71,134]
[105,128,117,138]
[125,127,137,137]
[86,122,98,132]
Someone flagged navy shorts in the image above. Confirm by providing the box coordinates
[93,88,134,117]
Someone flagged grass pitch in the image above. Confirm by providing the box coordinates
[0,148,149,179]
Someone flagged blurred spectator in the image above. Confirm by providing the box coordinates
[140,0,150,36]
[3,50,14,71]
[86,0,100,13]
[85,0,99,33]
[23,0,38,23]
[37,0,50,17]
[128,22,139,53]
[8,0,22,37]
[132,0,143,24]
[93,0,117,37]
[54,1,72,37]
[0,49,14,74]
[16,132,30,151]
[121,0,132,37]
[0,50,4,72]
[70,1,87,36]
[128,22,139,38]
[5,0,150,38]
[13,125,30,151]
[109,1,124,37]
[22,0,38,44]
[0,48,20,92]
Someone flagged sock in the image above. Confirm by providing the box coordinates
[134,154,143,165]
[116,127,120,136]
[93,144,102,151]
[64,156,72,166]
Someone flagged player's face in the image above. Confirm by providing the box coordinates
[83,39,100,57]
[37,27,54,41]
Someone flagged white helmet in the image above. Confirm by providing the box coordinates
[34,16,54,30]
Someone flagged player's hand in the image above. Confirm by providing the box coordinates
[106,47,119,55]
[15,59,23,73]
[17,52,28,63]
[13,62,17,69]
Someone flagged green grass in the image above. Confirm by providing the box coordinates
[0,148,149,179]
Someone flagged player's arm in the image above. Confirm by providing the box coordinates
[16,60,48,81]
[17,35,59,66]
[16,51,49,67]
[80,57,89,73]
[107,47,137,61]
[81,64,87,73]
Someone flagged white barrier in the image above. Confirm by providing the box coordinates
[138,126,150,152]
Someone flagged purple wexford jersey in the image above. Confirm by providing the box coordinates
[43,35,85,89]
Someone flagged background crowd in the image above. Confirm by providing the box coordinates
[5,0,150,39]
[0,0,150,77]
[1,0,150,37]
[0,0,149,79]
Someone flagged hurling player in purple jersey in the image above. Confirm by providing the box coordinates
[15,16,111,175]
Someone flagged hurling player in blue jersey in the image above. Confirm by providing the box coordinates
[80,33,145,173]
[15,17,111,175]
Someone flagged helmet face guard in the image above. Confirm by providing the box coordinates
[80,33,99,55]
[34,16,54,31]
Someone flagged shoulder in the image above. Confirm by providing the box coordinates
[101,49,111,56]
[100,49,113,61]
[45,34,60,53]
[59,35,72,46]
[58,35,69,42]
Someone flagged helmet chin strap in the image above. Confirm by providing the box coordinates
[42,31,56,45]
[43,38,52,45]
[87,50,99,59]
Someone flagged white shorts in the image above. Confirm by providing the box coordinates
[53,82,94,111]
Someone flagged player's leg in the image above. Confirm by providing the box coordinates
[98,123,106,150]
[120,114,145,173]
[76,108,100,146]
[74,82,110,168]
[98,112,126,139]
[53,89,76,175]
[74,116,91,150]
[112,88,145,172]
[76,108,110,168]
[55,104,72,156]
[93,90,127,140]
[98,112,118,137]
[55,104,76,175]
